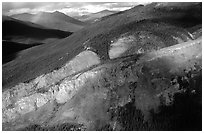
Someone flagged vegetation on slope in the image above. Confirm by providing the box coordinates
[3,16,72,44]
[2,2,201,95]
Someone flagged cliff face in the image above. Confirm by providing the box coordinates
[2,37,202,130]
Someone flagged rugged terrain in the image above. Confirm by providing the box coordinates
[2,37,202,130]
[2,2,202,131]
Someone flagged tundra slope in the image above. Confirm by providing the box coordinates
[2,16,72,64]
[2,37,202,130]
[74,10,118,23]
[2,2,202,131]
[2,2,201,89]
[2,16,72,45]
[2,17,202,131]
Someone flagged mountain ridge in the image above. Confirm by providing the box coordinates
[11,11,87,32]
[74,9,118,23]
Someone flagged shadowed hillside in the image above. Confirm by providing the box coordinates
[3,16,72,44]
[2,16,72,64]
[2,41,42,64]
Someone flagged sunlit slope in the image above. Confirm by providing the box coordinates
[2,38,202,130]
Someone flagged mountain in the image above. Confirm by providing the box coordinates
[3,16,72,44]
[2,16,72,64]
[11,11,87,32]
[9,13,35,21]
[2,2,202,131]
[101,5,145,21]
[74,9,118,23]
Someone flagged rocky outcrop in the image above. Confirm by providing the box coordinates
[2,50,100,124]
[2,37,201,130]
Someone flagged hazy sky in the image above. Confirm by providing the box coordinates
[2,2,148,16]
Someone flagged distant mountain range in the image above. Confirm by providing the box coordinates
[11,11,87,32]
[73,9,118,23]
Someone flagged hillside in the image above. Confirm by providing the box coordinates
[3,2,201,89]
[2,40,41,64]
[11,11,87,32]
[2,2,202,131]
[74,10,118,23]
[100,5,144,21]
[2,16,72,64]
[3,16,72,44]
[3,38,202,131]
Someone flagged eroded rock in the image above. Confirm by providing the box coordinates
[2,50,100,123]
[2,38,202,130]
